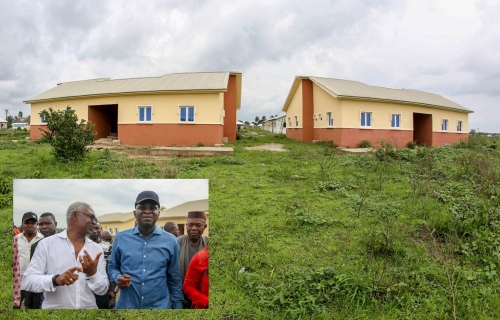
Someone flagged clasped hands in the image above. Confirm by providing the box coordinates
[54,250,102,286]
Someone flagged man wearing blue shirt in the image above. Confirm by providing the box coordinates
[107,190,183,309]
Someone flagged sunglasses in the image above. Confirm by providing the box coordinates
[75,211,97,222]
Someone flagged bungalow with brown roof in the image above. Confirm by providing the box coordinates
[282,76,472,147]
[97,199,209,236]
[24,72,242,146]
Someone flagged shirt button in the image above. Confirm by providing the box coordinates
[143,269,145,272]
[142,283,144,286]
[144,242,147,244]
[142,296,144,299]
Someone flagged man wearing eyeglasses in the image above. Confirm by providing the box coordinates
[107,190,183,309]
[22,202,109,309]
[178,211,208,308]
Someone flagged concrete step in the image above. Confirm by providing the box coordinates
[120,146,234,157]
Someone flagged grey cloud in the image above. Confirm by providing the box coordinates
[1,0,498,132]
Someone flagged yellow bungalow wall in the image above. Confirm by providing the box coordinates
[100,216,209,237]
[286,81,303,128]
[30,92,224,125]
[312,83,342,128]
[340,100,469,132]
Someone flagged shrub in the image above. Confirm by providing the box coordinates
[39,106,96,162]
[357,140,372,148]
[314,140,338,148]
[375,141,397,162]
[407,140,417,149]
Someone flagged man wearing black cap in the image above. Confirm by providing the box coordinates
[178,211,208,308]
[25,212,58,309]
[14,212,44,308]
[107,190,183,309]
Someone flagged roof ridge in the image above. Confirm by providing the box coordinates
[57,78,111,85]
[59,72,236,85]
[311,76,363,83]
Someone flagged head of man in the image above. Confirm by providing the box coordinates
[163,222,180,237]
[186,211,207,244]
[66,202,96,236]
[89,221,101,242]
[38,212,58,237]
[101,230,112,243]
[21,212,38,236]
[134,191,160,230]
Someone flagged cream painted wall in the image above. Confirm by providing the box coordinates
[101,219,136,235]
[340,100,469,132]
[30,92,224,125]
[312,83,342,128]
[285,81,303,128]
[101,216,209,236]
[219,92,225,124]
[31,101,90,125]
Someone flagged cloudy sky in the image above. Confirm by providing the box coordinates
[13,179,208,228]
[1,0,498,132]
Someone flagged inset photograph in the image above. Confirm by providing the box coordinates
[13,179,209,310]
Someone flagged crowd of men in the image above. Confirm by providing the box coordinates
[13,190,208,309]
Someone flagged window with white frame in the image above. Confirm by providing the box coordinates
[40,114,46,124]
[179,106,195,122]
[295,116,298,127]
[361,112,372,127]
[457,120,463,132]
[442,119,448,131]
[327,112,333,127]
[318,114,322,121]
[288,117,291,127]
[391,114,401,128]
[138,106,152,122]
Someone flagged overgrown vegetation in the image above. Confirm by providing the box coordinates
[2,128,500,319]
[38,106,96,162]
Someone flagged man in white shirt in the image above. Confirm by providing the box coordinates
[22,202,109,309]
[15,212,43,308]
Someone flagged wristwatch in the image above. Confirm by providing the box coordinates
[52,274,60,287]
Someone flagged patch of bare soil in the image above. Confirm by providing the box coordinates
[244,143,288,152]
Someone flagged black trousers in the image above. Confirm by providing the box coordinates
[95,293,109,309]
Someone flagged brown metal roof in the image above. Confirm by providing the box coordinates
[25,72,241,103]
[283,76,472,113]
[159,199,208,219]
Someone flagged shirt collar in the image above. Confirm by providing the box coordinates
[20,231,43,240]
[133,225,162,236]
[56,229,68,239]
[56,229,93,244]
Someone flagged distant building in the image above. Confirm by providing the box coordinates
[262,114,286,134]
[0,117,7,130]
[11,119,30,130]
[25,72,242,146]
[282,76,472,147]
[97,199,209,236]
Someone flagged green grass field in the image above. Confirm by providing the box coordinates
[1,129,500,319]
